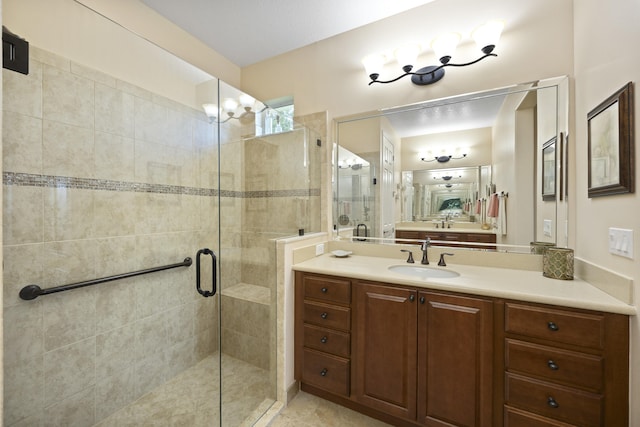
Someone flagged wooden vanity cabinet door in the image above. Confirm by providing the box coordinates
[417,291,494,427]
[352,281,418,421]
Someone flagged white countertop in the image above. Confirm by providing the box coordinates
[293,254,636,315]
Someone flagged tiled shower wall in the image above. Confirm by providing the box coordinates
[2,46,220,426]
[2,45,322,426]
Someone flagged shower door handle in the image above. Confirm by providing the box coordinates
[196,248,217,298]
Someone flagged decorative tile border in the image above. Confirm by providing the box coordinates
[3,172,320,198]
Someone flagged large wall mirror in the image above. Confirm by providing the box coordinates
[334,76,569,252]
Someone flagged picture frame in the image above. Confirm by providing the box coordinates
[542,136,556,201]
[587,82,635,197]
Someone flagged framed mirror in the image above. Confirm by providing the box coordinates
[334,76,569,252]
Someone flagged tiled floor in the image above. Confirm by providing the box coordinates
[96,353,274,427]
[267,392,391,427]
[94,353,387,427]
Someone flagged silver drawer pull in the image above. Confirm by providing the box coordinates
[321,287,328,293]
[320,336,328,343]
[547,321,559,331]
[547,396,559,408]
[321,312,328,319]
[320,368,328,376]
[548,360,559,370]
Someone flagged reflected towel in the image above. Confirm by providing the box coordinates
[475,199,481,215]
[498,194,507,236]
[487,193,499,218]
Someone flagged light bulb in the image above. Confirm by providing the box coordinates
[362,53,386,81]
[431,33,461,64]
[239,94,255,111]
[223,98,238,116]
[394,44,421,72]
[472,20,504,54]
[202,103,218,119]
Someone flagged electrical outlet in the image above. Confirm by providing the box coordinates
[315,243,325,256]
[609,228,634,259]
[543,219,552,237]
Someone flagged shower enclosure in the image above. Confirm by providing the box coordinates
[2,1,321,425]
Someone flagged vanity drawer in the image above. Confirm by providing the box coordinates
[505,303,605,350]
[302,274,351,304]
[303,300,351,331]
[506,339,603,391]
[302,349,350,396]
[505,373,602,427]
[304,324,350,358]
[504,406,577,427]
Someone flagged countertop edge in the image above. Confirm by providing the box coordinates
[293,255,636,316]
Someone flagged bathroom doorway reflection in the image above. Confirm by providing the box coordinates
[1,1,321,425]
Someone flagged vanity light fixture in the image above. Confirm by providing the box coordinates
[421,153,467,163]
[203,94,267,123]
[434,174,462,181]
[362,20,504,86]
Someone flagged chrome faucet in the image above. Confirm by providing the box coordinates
[420,238,431,265]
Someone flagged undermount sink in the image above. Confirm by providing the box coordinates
[388,265,460,279]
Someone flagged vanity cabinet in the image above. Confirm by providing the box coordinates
[294,273,351,397]
[294,271,629,427]
[501,301,629,427]
[395,229,496,249]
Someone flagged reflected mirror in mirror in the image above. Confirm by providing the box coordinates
[335,77,569,252]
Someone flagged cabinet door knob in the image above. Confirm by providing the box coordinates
[321,287,328,293]
[321,312,328,319]
[320,336,328,344]
[547,360,559,370]
[547,396,559,408]
[419,296,425,304]
[409,294,415,302]
[320,368,328,376]
[547,321,559,331]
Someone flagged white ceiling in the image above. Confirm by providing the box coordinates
[139,0,437,67]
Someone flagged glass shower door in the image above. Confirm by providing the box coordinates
[2,1,225,425]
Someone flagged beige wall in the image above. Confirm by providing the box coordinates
[75,0,240,87]
[574,0,640,424]
[241,0,573,121]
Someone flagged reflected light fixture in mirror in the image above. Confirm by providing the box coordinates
[202,94,267,123]
[421,153,467,163]
[362,20,504,86]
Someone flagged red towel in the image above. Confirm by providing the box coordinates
[487,193,499,218]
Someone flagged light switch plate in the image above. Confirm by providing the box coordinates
[609,228,633,259]
[315,243,325,256]
[543,219,552,237]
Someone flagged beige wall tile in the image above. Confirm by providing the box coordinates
[95,83,135,138]
[3,303,44,366]
[95,367,136,422]
[95,280,137,334]
[96,325,136,379]
[43,120,95,178]
[2,59,43,118]
[3,185,44,245]
[3,243,45,308]
[93,190,136,238]
[44,338,96,407]
[94,133,135,181]
[43,64,94,128]
[2,110,43,174]
[4,355,44,426]
[43,288,96,351]
[44,187,95,242]
[44,386,96,427]
[42,240,97,287]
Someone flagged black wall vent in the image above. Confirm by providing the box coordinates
[3,26,29,75]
